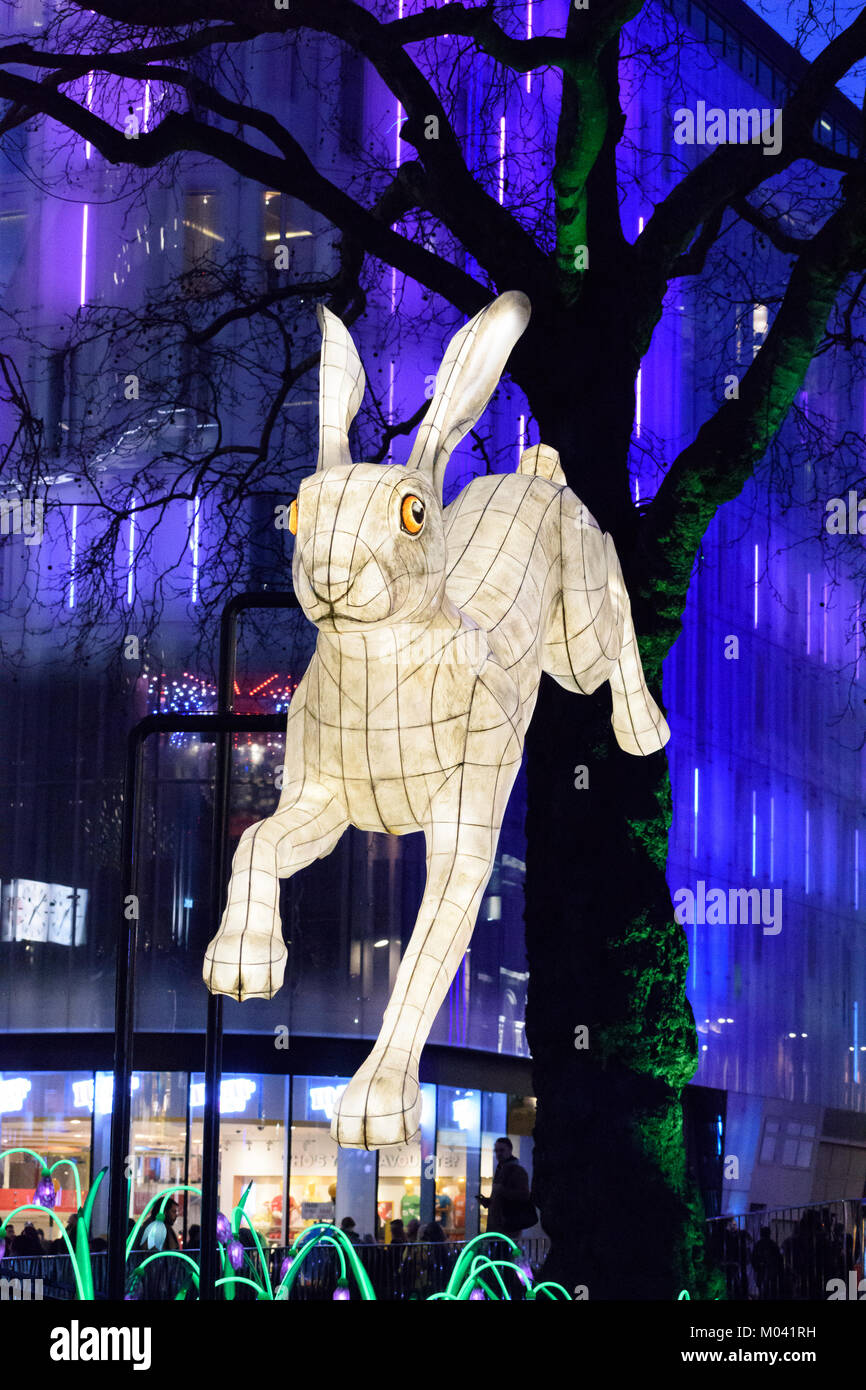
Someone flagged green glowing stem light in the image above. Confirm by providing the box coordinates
[1,1204,86,1300]
[231,1180,273,1300]
[48,1158,82,1210]
[278,1223,375,1302]
[127,1183,202,1260]
[445,1232,521,1297]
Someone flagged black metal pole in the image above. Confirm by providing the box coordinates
[198,750,231,1298]
[199,592,299,1298]
[109,591,299,1301]
[107,726,145,1300]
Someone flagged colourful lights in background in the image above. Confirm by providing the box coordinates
[146,672,299,715]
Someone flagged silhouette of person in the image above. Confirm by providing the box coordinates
[750,1225,783,1299]
[478,1137,532,1239]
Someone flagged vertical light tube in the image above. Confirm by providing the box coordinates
[823,582,828,663]
[806,573,811,654]
[127,495,136,606]
[526,0,532,91]
[753,544,759,628]
[635,217,644,444]
[498,116,506,204]
[855,1001,860,1084]
[770,796,775,880]
[143,80,151,132]
[693,767,699,859]
[751,791,757,878]
[191,496,201,605]
[68,504,78,610]
[856,601,861,681]
[80,204,89,306]
[855,828,860,912]
[85,71,94,160]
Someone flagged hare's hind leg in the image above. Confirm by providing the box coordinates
[203,784,348,1001]
[332,755,520,1149]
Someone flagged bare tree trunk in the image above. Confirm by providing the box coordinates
[525,683,720,1298]
[520,376,721,1299]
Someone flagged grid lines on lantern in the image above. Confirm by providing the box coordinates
[203,296,668,1149]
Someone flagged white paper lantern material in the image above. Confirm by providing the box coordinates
[203,292,670,1148]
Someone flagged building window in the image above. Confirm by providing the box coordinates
[0,211,26,288]
[182,193,223,295]
[0,1072,93,1247]
[263,191,313,289]
[376,1132,421,1236]
[759,1116,815,1168]
[290,1075,345,1239]
[188,1073,286,1247]
[737,303,769,363]
[435,1086,480,1239]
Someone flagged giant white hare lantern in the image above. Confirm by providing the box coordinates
[203,292,670,1149]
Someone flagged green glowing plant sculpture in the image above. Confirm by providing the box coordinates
[275,1222,376,1301]
[0,1153,571,1302]
[428,1233,571,1301]
[0,1147,106,1301]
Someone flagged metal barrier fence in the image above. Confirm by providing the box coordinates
[706,1199,866,1300]
[268,1236,551,1302]
[11,1203,866,1302]
[0,1236,551,1301]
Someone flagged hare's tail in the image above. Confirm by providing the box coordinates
[604,534,670,755]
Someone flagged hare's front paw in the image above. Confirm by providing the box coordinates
[203,907,286,1001]
[330,1054,421,1149]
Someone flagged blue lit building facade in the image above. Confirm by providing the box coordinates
[0,0,864,1246]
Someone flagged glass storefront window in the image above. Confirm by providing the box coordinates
[0,1071,92,1246]
[480,1091,508,1234]
[435,1086,480,1239]
[289,1075,347,1239]
[129,1072,189,1240]
[0,1069,532,1260]
[189,1072,287,1249]
[377,1132,421,1239]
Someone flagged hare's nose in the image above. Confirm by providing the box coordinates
[309,564,352,602]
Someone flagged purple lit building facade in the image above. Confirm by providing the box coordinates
[0,0,863,1242]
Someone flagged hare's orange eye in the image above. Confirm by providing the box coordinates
[289,498,298,535]
[401,494,425,535]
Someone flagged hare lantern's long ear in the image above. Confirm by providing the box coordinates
[316,304,366,471]
[407,290,530,497]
